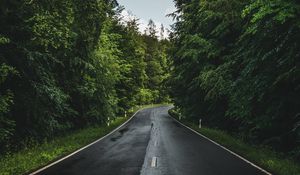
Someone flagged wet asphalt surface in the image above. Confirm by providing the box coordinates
[37,106,268,175]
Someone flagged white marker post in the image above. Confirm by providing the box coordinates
[199,119,202,129]
[151,157,157,167]
[125,111,127,118]
[107,117,110,126]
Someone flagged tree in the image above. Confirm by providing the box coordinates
[160,24,165,40]
[0,0,119,151]
[0,0,171,154]
[169,0,300,156]
[145,19,157,38]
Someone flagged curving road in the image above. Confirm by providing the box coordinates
[35,106,269,175]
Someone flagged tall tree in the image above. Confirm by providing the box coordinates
[145,19,157,38]
[169,0,300,156]
[160,24,165,40]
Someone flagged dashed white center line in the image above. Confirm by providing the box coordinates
[151,157,157,167]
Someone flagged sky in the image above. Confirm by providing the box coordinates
[117,0,176,37]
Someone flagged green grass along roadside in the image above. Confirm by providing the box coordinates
[168,108,300,175]
[0,104,166,175]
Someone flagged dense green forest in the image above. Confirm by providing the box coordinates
[1,0,300,167]
[0,0,170,153]
[169,0,300,160]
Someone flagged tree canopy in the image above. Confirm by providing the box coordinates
[0,0,170,152]
[169,0,300,159]
[1,0,299,163]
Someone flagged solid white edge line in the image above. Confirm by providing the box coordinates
[169,115,273,175]
[29,108,144,175]
[151,157,157,167]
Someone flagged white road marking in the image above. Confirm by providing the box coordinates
[29,108,145,175]
[151,157,157,167]
[154,141,158,146]
[169,115,272,175]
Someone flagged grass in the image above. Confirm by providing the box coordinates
[169,109,300,175]
[130,103,171,113]
[0,104,166,175]
[0,117,128,175]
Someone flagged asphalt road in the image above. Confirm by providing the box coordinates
[35,106,269,175]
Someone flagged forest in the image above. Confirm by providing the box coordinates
[169,0,300,161]
[0,0,300,172]
[0,0,170,153]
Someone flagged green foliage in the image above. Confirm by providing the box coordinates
[114,18,148,110]
[113,17,171,110]
[170,0,300,162]
[170,109,300,175]
[142,20,171,103]
[87,20,121,122]
[135,88,159,105]
[0,64,16,145]
[0,0,170,155]
[0,116,129,175]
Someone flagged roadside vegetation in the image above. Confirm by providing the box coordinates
[168,0,300,170]
[0,0,170,163]
[1,0,299,174]
[0,116,128,175]
[0,104,162,175]
[169,109,300,175]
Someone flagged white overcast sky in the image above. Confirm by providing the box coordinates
[117,0,176,37]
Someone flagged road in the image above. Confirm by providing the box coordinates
[35,106,269,175]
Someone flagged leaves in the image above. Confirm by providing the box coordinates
[0,0,170,153]
[170,0,300,155]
